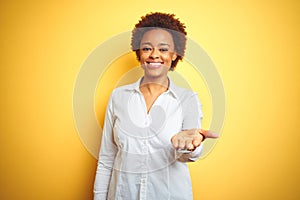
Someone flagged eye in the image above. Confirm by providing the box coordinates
[142,47,152,52]
[159,48,169,52]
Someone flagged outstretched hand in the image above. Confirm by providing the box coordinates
[171,129,219,151]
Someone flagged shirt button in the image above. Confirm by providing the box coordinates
[144,115,152,126]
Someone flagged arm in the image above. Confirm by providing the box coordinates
[182,92,203,161]
[171,93,203,162]
[94,93,118,200]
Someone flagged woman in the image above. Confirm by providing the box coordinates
[94,12,218,200]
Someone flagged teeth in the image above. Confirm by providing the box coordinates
[148,62,161,66]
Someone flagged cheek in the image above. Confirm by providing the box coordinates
[162,54,174,63]
[139,52,149,61]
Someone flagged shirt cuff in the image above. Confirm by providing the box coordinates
[188,143,204,162]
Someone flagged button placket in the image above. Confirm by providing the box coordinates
[140,137,148,199]
[140,173,148,200]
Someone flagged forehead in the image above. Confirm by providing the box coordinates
[141,28,174,46]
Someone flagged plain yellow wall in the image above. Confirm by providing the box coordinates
[1,0,300,199]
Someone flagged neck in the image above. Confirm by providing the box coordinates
[140,76,169,95]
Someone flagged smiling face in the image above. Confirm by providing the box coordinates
[139,28,177,81]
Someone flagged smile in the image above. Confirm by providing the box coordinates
[146,62,164,68]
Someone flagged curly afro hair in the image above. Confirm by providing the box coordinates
[131,12,187,70]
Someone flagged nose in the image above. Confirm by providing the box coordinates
[149,48,159,59]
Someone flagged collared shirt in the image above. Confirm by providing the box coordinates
[94,78,203,200]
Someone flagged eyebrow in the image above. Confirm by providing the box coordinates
[140,42,170,47]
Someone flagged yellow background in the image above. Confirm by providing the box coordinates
[1,0,300,199]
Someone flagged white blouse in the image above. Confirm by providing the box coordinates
[94,78,203,200]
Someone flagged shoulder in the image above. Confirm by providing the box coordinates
[110,81,138,99]
[169,81,199,102]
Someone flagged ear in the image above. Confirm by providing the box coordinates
[172,53,178,61]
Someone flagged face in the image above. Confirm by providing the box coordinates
[139,29,177,80]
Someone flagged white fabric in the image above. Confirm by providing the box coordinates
[94,78,203,200]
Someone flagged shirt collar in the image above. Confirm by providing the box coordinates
[126,77,178,99]
[167,78,179,99]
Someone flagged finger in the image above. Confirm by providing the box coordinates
[202,130,219,139]
[192,133,202,147]
[171,135,179,149]
[178,137,185,150]
[185,139,194,150]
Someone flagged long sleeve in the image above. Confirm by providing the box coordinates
[94,93,118,200]
[182,92,203,130]
[180,92,204,162]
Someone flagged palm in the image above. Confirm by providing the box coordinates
[171,129,219,150]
